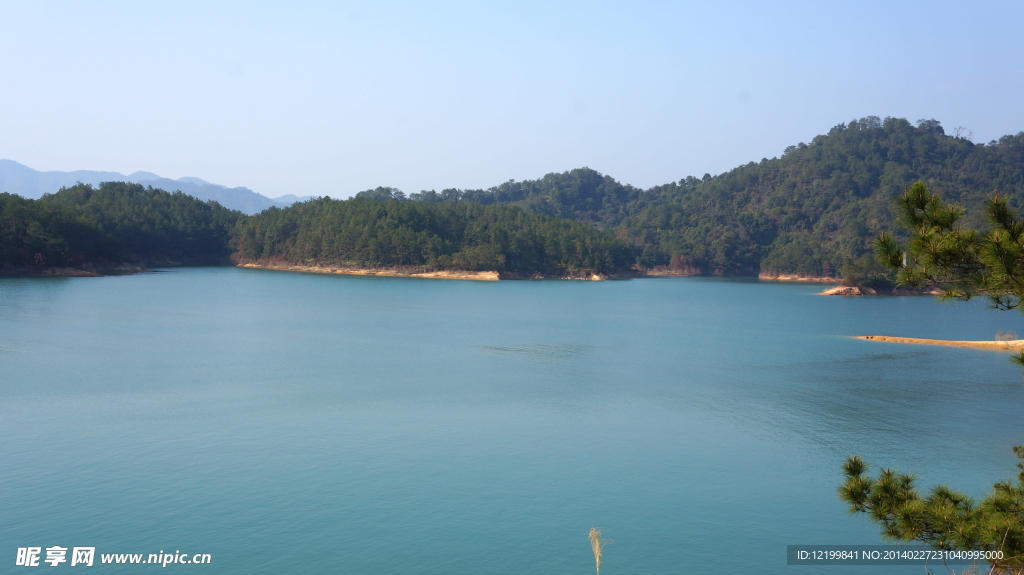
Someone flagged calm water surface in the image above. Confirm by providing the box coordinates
[2,268,1023,574]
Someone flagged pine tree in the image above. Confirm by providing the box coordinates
[839,448,1024,572]
[840,182,1024,572]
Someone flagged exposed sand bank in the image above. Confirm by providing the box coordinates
[822,285,870,295]
[820,285,943,296]
[759,273,842,282]
[856,335,1024,351]
[237,262,621,280]
[238,263,500,280]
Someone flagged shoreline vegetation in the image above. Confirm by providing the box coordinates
[236,260,636,280]
[9,262,949,292]
[0,265,104,277]
[818,285,942,296]
[756,274,942,296]
[0,263,151,278]
[237,262,621,281]
[231,198,635,279]
[856,335,1024,351]
[8,118,1024,286]
[2,261,624,280]
[238,262,502,281]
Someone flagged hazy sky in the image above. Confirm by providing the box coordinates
[1,1,1021,198]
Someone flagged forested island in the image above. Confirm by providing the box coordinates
[4,116,1024,282]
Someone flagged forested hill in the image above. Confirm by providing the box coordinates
[2,184,630,276]
[7,116,1024,280]
[1,182,240,271]
[395,117,1024,277]
[233,198,634,276]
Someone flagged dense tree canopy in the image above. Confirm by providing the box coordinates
[233,197,634,275]
[0,182,240,271]
[404,118,1024,278]
[839,448,1024,573]
[0,192,119,268]
[43,182,241,264]
[622,117,1024,277]
[7,116,1024,281]
[879,181,1024,308]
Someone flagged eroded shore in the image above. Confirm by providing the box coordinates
[856,335,1024,351]
[819,285,943,296]
[238,263,500,280]
[237,262,615,281]
[757,274,944,296]
[758,273,843,283]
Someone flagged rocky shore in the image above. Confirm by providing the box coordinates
[819,285,943,296]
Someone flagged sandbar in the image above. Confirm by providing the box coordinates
[856,335,1024,351]
[759,273,843,283]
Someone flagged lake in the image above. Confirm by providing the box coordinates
[2,267,1023,574]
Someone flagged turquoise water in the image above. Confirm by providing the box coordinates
[2,268,1023,574]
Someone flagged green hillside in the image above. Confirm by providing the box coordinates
[233,197,634,276]
[405,117,1024,277]
[0,192,119,270]
[1,182,240,272]
[6,117,1024,281]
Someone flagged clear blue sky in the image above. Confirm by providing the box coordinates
[1,1,1021,198]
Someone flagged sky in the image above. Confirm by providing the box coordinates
[1,0,1022,199]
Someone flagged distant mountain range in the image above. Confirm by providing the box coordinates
[0,160,313,214]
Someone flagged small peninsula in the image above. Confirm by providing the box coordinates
[232,197,634,279]
[237,262,616,281]
[856,335,1024,351]
[819,285,943,296]
[238,263,501,280]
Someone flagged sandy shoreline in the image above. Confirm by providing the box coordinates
[856,335,1024,351]
[238,263,501,280]
[820,285,945,296]
[237,262,619,281]
[758,273,842,283]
